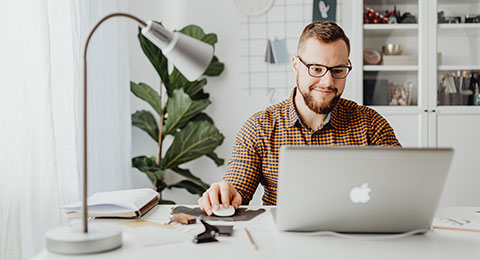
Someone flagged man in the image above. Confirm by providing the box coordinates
[198,21,400,215]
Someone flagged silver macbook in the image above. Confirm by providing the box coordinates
[274,146,454,233]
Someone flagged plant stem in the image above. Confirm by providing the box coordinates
[156,108,165,166]
[156,82,165,166]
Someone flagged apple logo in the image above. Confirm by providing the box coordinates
[350,183,371,203]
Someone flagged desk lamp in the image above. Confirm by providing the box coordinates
[45,13,214,254]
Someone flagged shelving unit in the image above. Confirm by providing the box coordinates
[353,0,480,206]
[363,65,418,71]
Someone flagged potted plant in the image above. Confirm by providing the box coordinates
[131,22,225,204]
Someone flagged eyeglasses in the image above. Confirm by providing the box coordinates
[297,56,352,79]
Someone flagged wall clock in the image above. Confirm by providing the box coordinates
[234,0,275,16]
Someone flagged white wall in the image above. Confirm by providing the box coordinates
[127,0,354,205]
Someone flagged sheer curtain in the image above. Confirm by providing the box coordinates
[0,0,131,259]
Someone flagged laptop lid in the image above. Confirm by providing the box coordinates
[275,146,454,233]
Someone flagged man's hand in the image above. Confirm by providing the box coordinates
[198,180,242,216]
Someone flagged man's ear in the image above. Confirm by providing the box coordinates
[292,56,298,75]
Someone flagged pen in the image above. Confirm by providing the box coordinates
[244,227,257,250]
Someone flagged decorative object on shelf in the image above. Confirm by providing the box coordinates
[438,71,480,106]
[438,11,461,24]
[313,0,337,22]
[364,79,388,106]
[382,55,417,65]
[438,11,480,24]
[364,6,392,24]
[399,12,417,24]
[363,48,382,65]
[382,43,404,55]
[465,14,480,23]
[131,23,225,204]
[364,5,416,24]
[234,0,275,16]
[388,82,413,106]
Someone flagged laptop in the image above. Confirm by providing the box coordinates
[274,146,454,233]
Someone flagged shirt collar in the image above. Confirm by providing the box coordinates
[287,87,333,129]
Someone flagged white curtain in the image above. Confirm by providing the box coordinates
[0,0,131,259]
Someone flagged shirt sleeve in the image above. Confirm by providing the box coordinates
[223,114,262,205]
[368,110,402,146]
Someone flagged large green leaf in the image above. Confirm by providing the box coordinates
[161,120,224,169]
[178,25,205,40]
[184,78,207,98]
[191,90,210,101]
[132,110,159,142]
[191,113,214,124]
[206,152,225,167]
[132,156,166,189]
[203,56,224,76]
[171,167,209,190]
[138,25,170,90]
[169,68,189,94]
[130,82,162,116]
[201,33,218,46]
[168,180,206,195]
[162,89,210,135]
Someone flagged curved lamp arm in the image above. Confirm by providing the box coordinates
[82,12,147,233]
[81,13,213,233]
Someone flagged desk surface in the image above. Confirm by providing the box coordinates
[34,206,480,260]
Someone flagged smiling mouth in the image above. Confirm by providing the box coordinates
[311,88,335,95]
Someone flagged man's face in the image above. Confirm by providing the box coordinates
[292,38,350,114]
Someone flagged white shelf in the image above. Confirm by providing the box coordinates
[435,106,480,114]
[367,106,424,115]
[363,24,419,30]
[438,65,480,71]
[438,24,480,30]
[438,0,480,4]
[365,0,418,5]
[364,65,418,71]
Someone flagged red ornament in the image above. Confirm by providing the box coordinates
[373,18,380,24]
[368,12,375,19]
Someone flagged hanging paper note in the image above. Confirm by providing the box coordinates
[265,39,275,64]
[313,0,336,22]
[271,38,289,64]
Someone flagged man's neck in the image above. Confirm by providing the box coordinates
[294,88,329,131]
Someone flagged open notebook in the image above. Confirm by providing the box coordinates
[63,188,159,218]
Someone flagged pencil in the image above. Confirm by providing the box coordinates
[244,227,257,250]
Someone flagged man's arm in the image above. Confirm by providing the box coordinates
[197,113,263,215]
[368,110,401,146]
[223,113,263,205]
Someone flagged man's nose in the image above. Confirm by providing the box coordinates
[318,70,335,86]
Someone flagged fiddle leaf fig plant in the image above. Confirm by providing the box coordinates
[131,22,225,204]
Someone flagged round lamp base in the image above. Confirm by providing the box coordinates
[46,223,122,254]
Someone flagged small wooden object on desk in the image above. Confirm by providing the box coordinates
[170,213,197,225]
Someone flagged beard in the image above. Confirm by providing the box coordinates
[296,78,341,115]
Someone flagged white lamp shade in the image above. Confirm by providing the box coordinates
[141,21,214,81]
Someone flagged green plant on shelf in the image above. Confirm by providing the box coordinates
[131,22,225,204]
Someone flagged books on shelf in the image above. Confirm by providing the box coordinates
[63,188,159,218]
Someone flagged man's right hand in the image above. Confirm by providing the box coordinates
[197,180,242,216]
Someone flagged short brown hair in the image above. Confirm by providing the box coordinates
[297,21,350,55]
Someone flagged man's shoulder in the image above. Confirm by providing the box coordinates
[249,98,290,123]
[337,98,378,117]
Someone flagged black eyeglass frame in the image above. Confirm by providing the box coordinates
[297,56,352,79]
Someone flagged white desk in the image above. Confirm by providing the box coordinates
[33,206,480,260]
